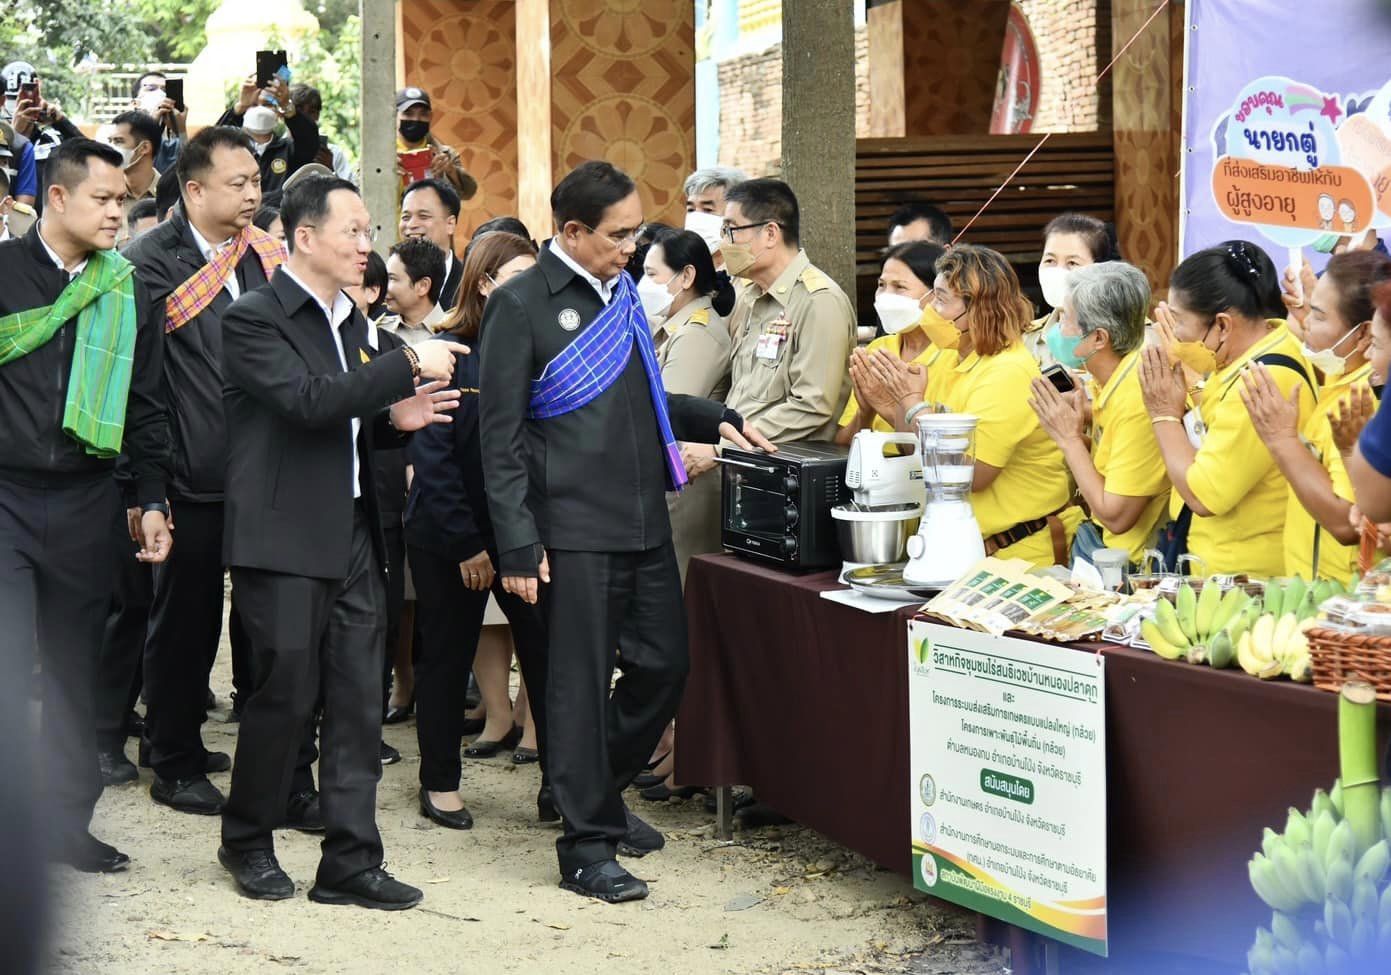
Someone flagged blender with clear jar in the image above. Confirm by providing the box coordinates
[903,413,985,586]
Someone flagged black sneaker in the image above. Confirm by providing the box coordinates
[99,747,138,787]
[308,866,422,911]
[218,846,294,900]
[150,774,225,815]
[618,808,664,857]
[380,741,401,766]
[560,859,648,903]
[284,789,324,833]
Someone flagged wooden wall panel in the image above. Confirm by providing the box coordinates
[549,0,696,228]
[902,0,1010,136]
[400,0,519,242]
[867,0,906,137]
[1111,0,1179,292]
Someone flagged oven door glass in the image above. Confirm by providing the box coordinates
[726,472,786,536]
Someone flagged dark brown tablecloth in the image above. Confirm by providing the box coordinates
[678,553,1390,966]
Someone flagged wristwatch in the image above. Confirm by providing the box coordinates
[141,501,171,517]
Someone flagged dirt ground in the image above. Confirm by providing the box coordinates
[46,640,1006,975]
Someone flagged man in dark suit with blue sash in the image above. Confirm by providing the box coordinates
[478,161,773,902]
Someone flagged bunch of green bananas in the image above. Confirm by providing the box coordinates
[1140,580,1255,668]
[1246,783,1391,974]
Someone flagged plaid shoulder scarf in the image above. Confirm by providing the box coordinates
[0,248,137,457]
[528,272,688,491]
[165,224,286,332]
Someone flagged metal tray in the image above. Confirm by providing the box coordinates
[843,563,940,601]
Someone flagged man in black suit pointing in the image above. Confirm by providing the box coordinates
[217,174,466,910]
[479,161,774,902]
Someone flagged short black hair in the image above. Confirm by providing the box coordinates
[473,215,530,240]
[388,236,447,305]
[155,166,180,220]
[1043,212,1120,263]
[131,71,165,101]
[44,138,124,197]
[111,110,162,152]
[887,202,952,245]
[650,227,718,297]
[362,251,389,319]
[1170,240,1285,321]
[883,240,945,289]
[252,206,280,233]
[127,198,158,225]
[289,84,322,116]
[725,177,801,247]
[177,126,257,198]
[627,221,675,283]
[401,177,461,219]
[280,175,359,254]
[551,161,636,231]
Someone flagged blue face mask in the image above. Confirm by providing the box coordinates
[1045,320,1090,370]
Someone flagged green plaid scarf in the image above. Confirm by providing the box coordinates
[0,248,138,457]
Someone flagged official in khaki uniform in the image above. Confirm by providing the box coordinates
[638,228,733,580]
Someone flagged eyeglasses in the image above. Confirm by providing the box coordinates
[580,222,639,247]
[720,221,778,243]
[302,225,378,243]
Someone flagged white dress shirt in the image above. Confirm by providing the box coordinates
[37,227,90,280]
[188,222,240,299]
[549,238,615,304]
[281,266,363,499]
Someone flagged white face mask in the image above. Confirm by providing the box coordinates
[684,210,724,253]
[243,106,279,137]
[137,89,166,116]
[874,292,925,335]
[1302,326,1362,379]
[1037,265,1072,310]
[637,274,677,321]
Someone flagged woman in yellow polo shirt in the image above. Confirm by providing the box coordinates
[836,241,953,443]
[1240,250,1391,583]
[1027,261,1169,565]
[1139,241,1317,576]
[928,244,1082,567]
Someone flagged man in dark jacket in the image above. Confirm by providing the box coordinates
[216,76,318,196]
[216,174,465,909]
[478,161,773,903]
[0,138,171,873]
[124,126,296,818]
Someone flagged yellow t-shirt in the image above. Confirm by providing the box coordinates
[1283,361,1373,583]
[1089,349,1171,563]
[945,341,1079,567]
[837,331,959,433]
[1178,324,1317,576]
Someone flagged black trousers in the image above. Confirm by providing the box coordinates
[144,500,224,780]
[222,508,385,886]
[409,543,549,792]
[542,544,688,873]
[229,590,253,705]
[93,506,151,750]
[0,474,118,847]
[380,518,405,717]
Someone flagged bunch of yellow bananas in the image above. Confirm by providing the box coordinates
[1235,578,1345,682]
[1139,580,1254,668]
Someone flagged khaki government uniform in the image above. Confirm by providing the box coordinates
[657,295,733,581]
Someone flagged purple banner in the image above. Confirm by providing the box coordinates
[1181,0,1391,264]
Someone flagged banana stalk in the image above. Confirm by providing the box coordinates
[1340,680,1381,855]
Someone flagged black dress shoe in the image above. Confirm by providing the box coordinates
[204,750,232,774]
[537,785,559,824]
[308,866,422,911]
[632,771,664,790]
[618,808,665,857]
[380,740,401,766]
[418,787,473,829]
[640,782,704,803]
[218,846,294,900]
[151,774,225,815]
[284,789,324,833]
[734,800,792,828]
[99,747,138,786]
[464,724,522,758]
[56,832,130,874]
[560,859,648,903]
[382,699,414,724]
[511,746,539,765]
[123,710,145,739]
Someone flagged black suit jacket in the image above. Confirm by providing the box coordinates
[438,253,463,312]
[124,211,274,502]
[404,350,488,562]
[221,269,416,579]
[478,245,727,575]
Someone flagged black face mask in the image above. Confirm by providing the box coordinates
[399,119,429,143]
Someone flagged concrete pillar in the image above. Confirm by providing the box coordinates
[781,0,856,301]
[360,0,399,248]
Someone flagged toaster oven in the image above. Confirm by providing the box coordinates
[720,441,850,570]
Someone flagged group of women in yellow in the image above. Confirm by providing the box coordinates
[839,211,1391,586]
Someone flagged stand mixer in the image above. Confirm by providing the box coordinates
[903,413,985,587]
[830,431,925,576]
